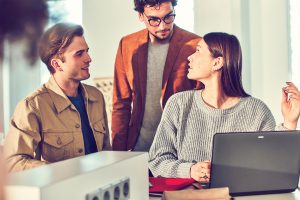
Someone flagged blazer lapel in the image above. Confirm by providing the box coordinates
[136,29,149,105]
[134,26,184,106]
[161,25,184,93]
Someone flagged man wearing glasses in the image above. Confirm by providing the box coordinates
[112,0,201,151]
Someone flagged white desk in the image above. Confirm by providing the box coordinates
[150,189,300,200]
[5,151,149,200]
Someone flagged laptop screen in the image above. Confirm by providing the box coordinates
[210,131,300,196]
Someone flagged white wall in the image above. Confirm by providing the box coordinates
[82,0,144,86]
[194,0,290,123]
[249,0,290,123]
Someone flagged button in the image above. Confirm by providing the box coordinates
[78,148,83,153]
[56,137,62,145]
[75,124,80,128]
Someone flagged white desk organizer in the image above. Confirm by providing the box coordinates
[5,151,148,200]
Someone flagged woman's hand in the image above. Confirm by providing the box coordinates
[282,82,300,130]
[190,160,211,182]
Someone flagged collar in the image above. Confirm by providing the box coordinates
[45,76,98,113]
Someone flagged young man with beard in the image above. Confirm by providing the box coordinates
[112,0,201,151]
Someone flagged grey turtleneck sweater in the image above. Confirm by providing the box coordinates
[149,90,284,178]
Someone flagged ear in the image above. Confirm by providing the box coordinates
[138,12,144,22]
[50,58,63,72]
[212,57,224,71]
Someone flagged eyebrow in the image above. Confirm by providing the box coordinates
[147,10,174,18]
[74,48,89,55]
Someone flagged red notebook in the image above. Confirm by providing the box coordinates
[149,177,196,193]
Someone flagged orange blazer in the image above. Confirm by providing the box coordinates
[112,25,201,150]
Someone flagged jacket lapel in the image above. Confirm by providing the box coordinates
[136,29,149,105]
[134,26,184,106]
[161,25,183,93]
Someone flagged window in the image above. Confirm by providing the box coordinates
[48,0,82,25]
[289,0,300,87]
[0,0,83,139]
[41,0,82,84]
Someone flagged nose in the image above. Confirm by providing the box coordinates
[85,52,92,63]
[187,55,192,62]
[158,20,166,29]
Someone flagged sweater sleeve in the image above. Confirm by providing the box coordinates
[148,95,194,178]
[256,100,277,131]
[256,100,289,131]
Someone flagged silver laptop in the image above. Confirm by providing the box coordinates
[209,131,300,196]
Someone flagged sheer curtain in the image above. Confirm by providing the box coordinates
[289,0,300,88]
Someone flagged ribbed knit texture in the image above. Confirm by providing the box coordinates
[134,42,169,151]
[149,90,282,178]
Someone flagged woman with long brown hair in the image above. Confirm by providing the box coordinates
[149,32,300,182]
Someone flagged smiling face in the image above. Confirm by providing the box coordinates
[187,39,215,81]
[139,2,175,43]
[53,36,92,82]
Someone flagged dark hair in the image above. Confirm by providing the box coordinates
[203,32,249,97]
[134,0,177,13]
[0,0,48,64]
[38,23,84,74]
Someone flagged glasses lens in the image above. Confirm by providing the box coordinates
[149,18,160,26]
[163,14,175,24]
[145,13,175,27]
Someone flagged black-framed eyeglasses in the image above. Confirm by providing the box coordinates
[143,12,176,27]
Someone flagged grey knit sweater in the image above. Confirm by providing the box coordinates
[149,90,281,178]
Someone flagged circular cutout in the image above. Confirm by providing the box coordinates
[123,182,129,197]
[92,196,99,200]
[104,191,110,200]
[114,186,120,200]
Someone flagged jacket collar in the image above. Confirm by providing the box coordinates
[45,76,98,113]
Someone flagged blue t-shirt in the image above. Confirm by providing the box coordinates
[68,89,97,154]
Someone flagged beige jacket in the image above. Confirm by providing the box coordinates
[4,76,111,172]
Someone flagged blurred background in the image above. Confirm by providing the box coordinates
[0,0,299,142]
